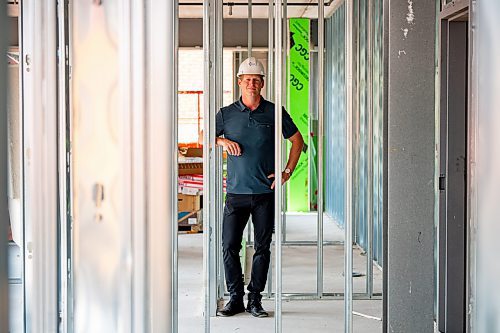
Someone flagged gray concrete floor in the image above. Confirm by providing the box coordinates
[178,214,382,332]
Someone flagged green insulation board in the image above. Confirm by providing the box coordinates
[287,18,310,212]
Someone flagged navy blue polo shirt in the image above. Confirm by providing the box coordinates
[216,97,299,194]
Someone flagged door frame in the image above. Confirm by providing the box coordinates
[437,1,469,332]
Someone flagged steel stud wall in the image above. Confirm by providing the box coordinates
[353,0,384,265]
[325,5,346,228]
[372,0,384,266]
[324,0,384,266]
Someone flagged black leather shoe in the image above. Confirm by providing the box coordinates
[217,299,245,317]
[246,297,268,318]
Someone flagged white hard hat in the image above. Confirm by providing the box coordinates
[237,57,266,77]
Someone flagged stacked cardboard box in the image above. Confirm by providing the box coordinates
[178,147,204,232]
[178,147,203,175]
[178,193,203,233]
[178,193,200,211]
[178,174,203,195]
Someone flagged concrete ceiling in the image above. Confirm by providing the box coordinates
[179,0,340,19]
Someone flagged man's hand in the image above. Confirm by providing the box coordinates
[267,171,292,190]
[217,138,242,156]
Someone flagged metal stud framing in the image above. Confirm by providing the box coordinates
[248,0,253,57]
[203,0,211,327]
[467,1,478,331]
[3,0,385,331]
[56,0,72,329]
[22,1,59,331]
[199,1,369,332]
[215,0,225,310]
[203,0,223,330]
[147,0,178,331]
[172,2,180,331]
[266,0,275,300]
[345,0,355,330]
[274,0,284,330]
[317,0,325,299]
[366,0,374,299]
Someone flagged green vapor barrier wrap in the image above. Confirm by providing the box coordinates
[287,18,310,212]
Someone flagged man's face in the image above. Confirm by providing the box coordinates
[238,74,264,98]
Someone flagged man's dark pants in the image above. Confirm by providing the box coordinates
[222,193,274,300]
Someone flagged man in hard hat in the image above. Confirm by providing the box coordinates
[215,57,304,318]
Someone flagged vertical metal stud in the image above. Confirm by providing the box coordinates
[345,0,354,331]
[215,0,225,307]
[274,0,284,330]
[203,0,210,327]
[56,0,72,329]
[248,0,252,58]
[466,0,478,331]
[131,0,150,331]
[22,1,59,331]
[204,0,223,330]
[366,0,374,298]
[147,0,177,331]
[216,147,225,302]
[352,0,360,252]
[281,0,288,245]
[268,0,274,102]
[172,1,179,331]
[267,0,275,300]
[382,0,389,327]
[317,0,325,298]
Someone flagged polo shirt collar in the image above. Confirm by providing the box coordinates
[237,96,266,112]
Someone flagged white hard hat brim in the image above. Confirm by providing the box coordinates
[237,57,266,77]
[237,72,266,77]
